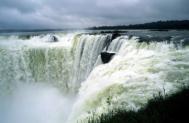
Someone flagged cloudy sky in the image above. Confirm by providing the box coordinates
[0,0,189,29]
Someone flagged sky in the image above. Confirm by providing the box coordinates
[0,0,189,29]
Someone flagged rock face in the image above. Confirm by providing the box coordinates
[103,31,124,50]
[111,31,121,41]
[101,52,115,64]
[48,35,58,42]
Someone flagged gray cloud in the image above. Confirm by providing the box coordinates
[0,0,189,29]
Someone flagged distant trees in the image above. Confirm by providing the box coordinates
[89,20,189,30]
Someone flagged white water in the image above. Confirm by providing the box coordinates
[0,32,189,123]
[68,36,189,122]
[0,33,110,94]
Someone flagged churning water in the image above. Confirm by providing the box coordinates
[0,30,189,123]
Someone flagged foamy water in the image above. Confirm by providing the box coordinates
[0,31,189,123]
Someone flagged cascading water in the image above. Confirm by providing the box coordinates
[0,31,189,123]
[0,32,111,123]
[68,35,189,122]
[0,33,110,94]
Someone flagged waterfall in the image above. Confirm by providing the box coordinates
[0,33,111,94]
[68,36,189,123]
[0,31,189,123]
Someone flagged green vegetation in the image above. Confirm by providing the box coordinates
[85,88,189,123]
[89,20,189,30]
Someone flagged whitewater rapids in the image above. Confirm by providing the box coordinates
[0,30,189,123]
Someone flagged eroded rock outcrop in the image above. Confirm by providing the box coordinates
[101,52,115,64]
[48,35,58,42]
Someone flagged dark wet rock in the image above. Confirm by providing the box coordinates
[104,31,125,50]
[102,36,112,51]
[111,31,121,41]
[128,35,133,40]
[99,30,125,41]
[101,52,115,64]
[48,35,58,42]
